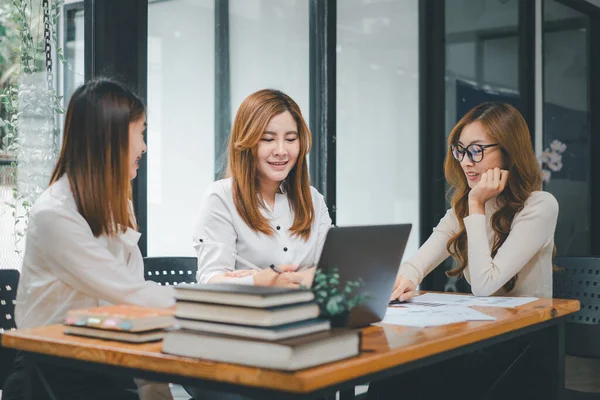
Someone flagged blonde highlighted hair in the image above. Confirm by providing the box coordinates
[227,89,314,240]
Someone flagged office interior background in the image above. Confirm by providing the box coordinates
[0,0,598,294]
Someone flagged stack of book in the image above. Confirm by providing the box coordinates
[161,283,361,371]
[64,304,175,343]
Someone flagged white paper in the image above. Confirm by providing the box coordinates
[409,293,538,308]
[379,305,496,327]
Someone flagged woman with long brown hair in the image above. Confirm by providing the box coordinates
[368,102,559,400]
[193,89,332,288]
[391,102,558,301]
[3,79,174,400]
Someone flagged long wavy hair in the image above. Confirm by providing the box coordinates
[445,103,543,292]
[226,89,314,240]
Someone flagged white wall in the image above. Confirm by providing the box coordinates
[336,0,420,260]
[147,0,215,256]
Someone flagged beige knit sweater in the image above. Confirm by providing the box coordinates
[399,191,559,298]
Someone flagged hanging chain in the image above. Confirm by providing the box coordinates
[42,0,53,92]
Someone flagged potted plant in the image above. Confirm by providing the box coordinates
[310,267,368,327]
[0,0,64,259]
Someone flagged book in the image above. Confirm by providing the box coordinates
[174,283,315,308]
[161,328,361,371]
[175,301,319,327]
[64,325,166,343]
[175,317,331,341]
[64,305,175,332]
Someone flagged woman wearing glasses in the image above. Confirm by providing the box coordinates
[391,102,558,302]
[367,102,559,400]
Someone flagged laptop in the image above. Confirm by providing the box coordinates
[313,224,412,328]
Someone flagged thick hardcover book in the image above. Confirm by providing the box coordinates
[162,328,361,371]
[175,301,319,327]
[175,317,330,341]
[174,283,314,308]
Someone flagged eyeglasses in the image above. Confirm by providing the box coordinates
[450,143,499,163]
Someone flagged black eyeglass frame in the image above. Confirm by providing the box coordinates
[450,143,499,163]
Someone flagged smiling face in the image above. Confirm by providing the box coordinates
[255,110,300,190]
[128,117,147,180]
[457,121,505,188]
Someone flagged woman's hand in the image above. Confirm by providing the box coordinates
[390,275,417,302]
[252,264,304,288]
[468,167,509,214]
[224,269,257,278]
[295,267,316,287]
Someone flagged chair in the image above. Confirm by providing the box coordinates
[553,257,600,399]
[143,257,197,286]
[0,269,19,389]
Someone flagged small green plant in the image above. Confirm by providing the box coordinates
[0,0,64,256]
[311,267,369,317]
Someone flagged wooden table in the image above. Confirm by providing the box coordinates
[2,297,579,400]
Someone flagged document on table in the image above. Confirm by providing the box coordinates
[409,293,538,308]
[380,304,496,328]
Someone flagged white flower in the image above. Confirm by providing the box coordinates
[559,143,567,153]
[541,151,551,164]
[547,160,563,172]
[538,141,567,182]
[550,140,566,153]
[548,152,562,164]
[542,169,551,183]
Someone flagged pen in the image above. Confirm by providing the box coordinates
[232,254,262,271]
[270,264,285,274]
[296,263,317,272]
[271,264,316,273]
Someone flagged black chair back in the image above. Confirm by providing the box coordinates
[0,269,19,332]
[0,269,19,389]
[553,257,600,359]
[143,257,197,286]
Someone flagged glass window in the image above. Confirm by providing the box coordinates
[229,0,309,120]
[444,0,520,291]
[445,0,521,139]
[543,0,590,256]
[63,4,85,106]
[336,0,420,258]
[147,0,215,256]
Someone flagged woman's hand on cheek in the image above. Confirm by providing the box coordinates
[468,167,509,214]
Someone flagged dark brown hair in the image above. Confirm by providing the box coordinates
[50,79,145,237]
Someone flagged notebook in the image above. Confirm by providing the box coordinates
[64,325,166,343]
[64,304,175,332]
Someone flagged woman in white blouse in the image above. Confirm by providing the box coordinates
[193,89,332,288]
[3,80,174,400]
[369,102,559,400]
